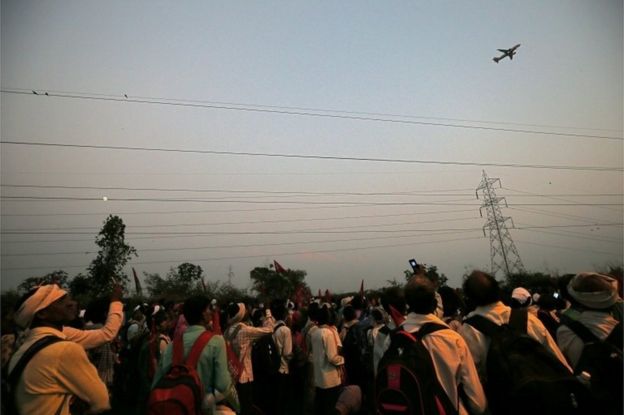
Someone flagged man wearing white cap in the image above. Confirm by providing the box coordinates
[8,285,110,414]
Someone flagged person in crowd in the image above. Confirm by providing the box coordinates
[339,305,358,342]
[8,284,110,414]
[437,285,466,331]
[367,307,388,377]
[311,304,345,415]
[271,299,293,415]
[126,305,147,347]
[152,295,237,412]
[223,302,273,415]
[459,271,571,381]
[84,297,118,391]
[403,275,488,415]
[556,272,621,368]
[302,301,320,415]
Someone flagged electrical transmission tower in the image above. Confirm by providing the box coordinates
[476,171,526,277]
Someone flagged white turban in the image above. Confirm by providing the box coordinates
[14,285,67,328]
[511,287,532,304]
[227,303,246,326]
[568,272,618,310]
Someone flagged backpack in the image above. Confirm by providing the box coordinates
[147,330,214,415]
[560,315,623,415]
[465,308,593,415]
[375,323,457,415]
[342,319,373,387]
[251,323,283,380]
[1,336,65,415]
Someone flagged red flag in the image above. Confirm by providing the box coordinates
[132,268,143,297]
[201,278,207,293]
[359,280,364,298]
[213,305,222,334]
[318,289,322,299]
[389,305,406,327]
[274,260,287,273]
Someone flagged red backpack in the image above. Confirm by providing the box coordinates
[148,330,214,415]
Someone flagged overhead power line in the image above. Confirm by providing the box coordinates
[1,229,480,257]
[1,141,622,172]
[1,195,622,206]
[2,183,622,198]
[2,223,622,236]
[1,89,621,141]
[4,87,621,133]
[0,235,487,271]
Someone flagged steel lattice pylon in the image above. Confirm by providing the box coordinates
[476,171,526,276]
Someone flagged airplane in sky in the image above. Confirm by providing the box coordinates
[493,44,521,63]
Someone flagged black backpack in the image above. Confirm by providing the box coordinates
[251,323,283,379]
[375,323,458,415]
[465,308,593,415]
[560,315,623,415]
[1,336,65,415]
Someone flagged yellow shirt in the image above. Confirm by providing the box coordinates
[8,327,110,415]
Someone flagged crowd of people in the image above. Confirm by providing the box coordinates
[1,268,622,415]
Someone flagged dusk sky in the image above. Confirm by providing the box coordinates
[1,1,622,292]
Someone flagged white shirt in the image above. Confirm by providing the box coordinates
[403,313,487,415]
[272,321,293,374]
[224,322,272,383]
[311,325,344,389]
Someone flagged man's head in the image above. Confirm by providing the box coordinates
[567,272,618,311]
[342,305,357,322]
[405,275,438,315]
[15,284,77,329]
[270,299,287,321]
[183,295,212,326]
[463,270,501,307]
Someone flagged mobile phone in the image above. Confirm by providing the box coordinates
[409,259,419,272]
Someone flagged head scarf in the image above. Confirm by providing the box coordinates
[227,303,246,326]
[568,272,618,310]
[511,287,532,305]
[14,284,67,328]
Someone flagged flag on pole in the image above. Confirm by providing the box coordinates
[318,289,322,299]
[324,289,331,303]
[201,278,207,293]
[359,279,364,298]
[132,268,143,297]
[273,260,287,273]
[389,305,406,327]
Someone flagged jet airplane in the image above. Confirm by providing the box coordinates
[493,44,520,63]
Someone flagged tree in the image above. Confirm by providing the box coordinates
[249,266,308,302]
[87,215,137,296]
[404,265,448,287]
[144,263,205,300]
[69,273,94,307]
[17,270,69,293]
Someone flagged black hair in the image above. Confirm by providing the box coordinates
[463,270,501,307]
[84,297,110,325]
[307,302,320,322]
[183,295,211,326]
[380,286,407,315]
[251,308,264,327]
[371,308,384,323]
[342,305,356,322]
[270,299,287,321]
[405,276,438,314]
[317,304,337,326]
[437,285,465,317]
